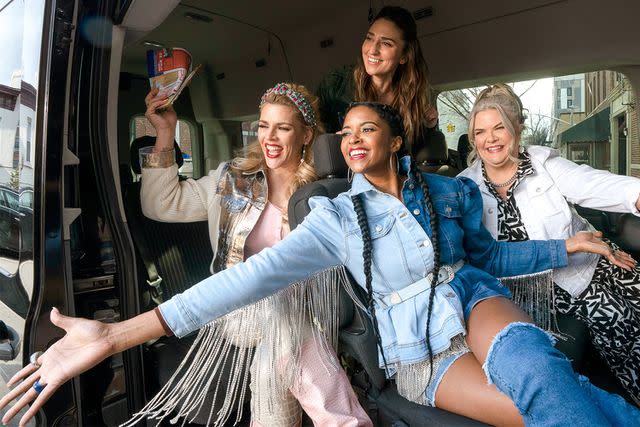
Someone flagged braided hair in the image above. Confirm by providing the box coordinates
[346,102,440,382]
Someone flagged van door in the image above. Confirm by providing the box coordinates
[0,0,46,425]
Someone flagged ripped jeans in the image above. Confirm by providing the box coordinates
[485,322,640,427]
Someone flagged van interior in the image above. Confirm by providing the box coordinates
[2,0,640,425]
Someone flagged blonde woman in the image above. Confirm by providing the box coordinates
[135,82,371,426]
[460,83,640,403]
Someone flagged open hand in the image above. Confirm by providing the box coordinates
[0,308,114,426]
[566,231,637,271]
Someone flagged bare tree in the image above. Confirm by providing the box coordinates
[438,81,541,124]
[523,111,551,146]
[437,87,484,122]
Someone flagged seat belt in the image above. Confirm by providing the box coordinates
[125,187,164,305]
[135,231,164,305]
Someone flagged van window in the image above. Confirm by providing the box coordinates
[242,119,259,147]
[0,0,42,423]
[130,116,195,177]
[436,71,638,177]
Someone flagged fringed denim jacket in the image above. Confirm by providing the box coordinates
[159,157,568,368]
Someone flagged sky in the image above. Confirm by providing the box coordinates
[0,0,45,87]
[513,78,554,126]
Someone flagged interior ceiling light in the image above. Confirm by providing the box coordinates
[143,40,165,48]
[184,12,213,23]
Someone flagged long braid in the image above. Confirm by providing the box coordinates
[351,193,390,375]
[410,160,441,384]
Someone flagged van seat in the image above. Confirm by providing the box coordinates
[124,137,213,302]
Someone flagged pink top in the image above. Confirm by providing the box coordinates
[244,202,287,259]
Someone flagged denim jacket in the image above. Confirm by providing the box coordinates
[159,157,568,367]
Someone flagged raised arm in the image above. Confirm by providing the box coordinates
[139,90,222,222]
[140,154,223,222]
[456,177,632,277]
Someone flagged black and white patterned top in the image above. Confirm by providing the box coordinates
[482,151,535,242]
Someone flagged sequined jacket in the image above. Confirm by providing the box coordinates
[139,148,276,274]
[459,145,640,297]
[159,157,569,367]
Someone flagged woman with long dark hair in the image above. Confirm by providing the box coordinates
[319,6,438,154]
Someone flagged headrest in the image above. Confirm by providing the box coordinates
[130,135,183,174]
[313,133,347,179]
[415,130,448,166]
[457,133,470,155]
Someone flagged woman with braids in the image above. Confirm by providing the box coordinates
[128,82,371,426]
[3,102,640,426]
[459,83,640,404]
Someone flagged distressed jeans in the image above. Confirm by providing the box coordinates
[484,322,640,427]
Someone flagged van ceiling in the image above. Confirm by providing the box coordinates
[119,0,640,118]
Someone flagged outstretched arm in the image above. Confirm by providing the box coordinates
[0,308,166,426]
[457,177,636,276]
[0,200,345,425]
[543,147,640,215]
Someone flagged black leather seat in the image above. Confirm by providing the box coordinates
[414,130,461,177]
[124,138,251,424]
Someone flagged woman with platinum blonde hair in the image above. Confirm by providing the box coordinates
[126,82,371,426]
[460,83,640,403]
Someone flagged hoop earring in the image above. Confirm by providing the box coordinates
[300,145,307,164]
[347,168,354,183]
[389,152,400,173]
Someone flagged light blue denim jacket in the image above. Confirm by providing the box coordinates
[159,157,568,367]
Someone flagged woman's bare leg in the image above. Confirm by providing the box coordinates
[435,352,524,426]
[435,297,534,426]
[466,296,531,364]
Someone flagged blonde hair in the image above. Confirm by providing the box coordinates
[232,82,323,201]
[467,83,526,165]
[353,7,432,151]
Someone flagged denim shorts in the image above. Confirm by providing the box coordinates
[448,273,512,321]
[395,334,470,407]
[417,275,509,406]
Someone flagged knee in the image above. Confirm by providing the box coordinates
[483,322,574,391]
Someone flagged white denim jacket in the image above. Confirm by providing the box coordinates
[460,145,640,297]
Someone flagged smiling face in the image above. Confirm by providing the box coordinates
[472,108,519,170]
[361,18,406,81]
[340,105,402,178]
[258,103,311,172]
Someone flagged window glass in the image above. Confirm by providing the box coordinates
[0,0,43,423]
[242,119,259,147]
[131,116,194,177]
[436,71,638,177]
